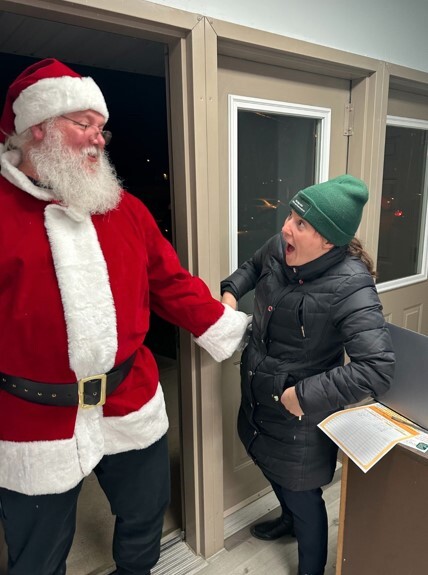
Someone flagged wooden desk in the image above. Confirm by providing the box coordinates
[336,445,428,575]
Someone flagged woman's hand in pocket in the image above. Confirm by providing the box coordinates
[281,386,304,417]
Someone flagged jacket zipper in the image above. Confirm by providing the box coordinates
[298,297,306,339]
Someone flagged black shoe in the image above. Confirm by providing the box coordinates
[250,514,295,540]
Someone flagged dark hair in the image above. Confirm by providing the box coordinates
[347,238,376,279]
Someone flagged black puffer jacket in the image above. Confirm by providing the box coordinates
[221,234,395,491]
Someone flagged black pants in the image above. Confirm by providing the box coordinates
[0,434,170,575]
[270,480,327,575]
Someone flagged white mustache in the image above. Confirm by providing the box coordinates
[81,146,99,158]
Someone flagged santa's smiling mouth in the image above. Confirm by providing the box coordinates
[83,146,100,161]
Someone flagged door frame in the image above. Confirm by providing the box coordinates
[1,0,428,559]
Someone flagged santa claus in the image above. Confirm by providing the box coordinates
[0,58,249,575]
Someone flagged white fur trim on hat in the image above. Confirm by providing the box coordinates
[13,75,109,134]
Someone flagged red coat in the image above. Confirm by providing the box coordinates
[0,148,248,495]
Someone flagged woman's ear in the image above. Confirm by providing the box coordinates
[322,238,334,251]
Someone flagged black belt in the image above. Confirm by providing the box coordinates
[0,352,136,408]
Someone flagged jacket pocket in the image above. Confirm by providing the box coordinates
[272,373,295,420]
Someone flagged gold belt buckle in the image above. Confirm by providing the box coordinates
[78,374,107,408]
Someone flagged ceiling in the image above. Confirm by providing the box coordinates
[0,10,166,77]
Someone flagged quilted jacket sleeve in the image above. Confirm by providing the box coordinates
[295,270,395,414]
[221,235,278,299]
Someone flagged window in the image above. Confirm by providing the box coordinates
[377,117,428,290]
[236,110,319,263]
[228,95,331,313]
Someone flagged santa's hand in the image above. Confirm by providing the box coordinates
[281,386,304,417]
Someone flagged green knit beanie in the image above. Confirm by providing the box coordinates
[289,175,369,246]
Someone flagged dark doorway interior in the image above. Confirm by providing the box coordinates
[0,22,182,573]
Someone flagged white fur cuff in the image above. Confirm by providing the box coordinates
[194,304,251,362]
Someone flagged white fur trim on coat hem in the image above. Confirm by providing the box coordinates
[0,407,105,496]
[0,384,168,495]
[194,304,250,362]
[102,383,169,455]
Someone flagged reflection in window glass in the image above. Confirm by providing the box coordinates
[238,110,319,266]
[236,110,320,313]
[377,126,428,284]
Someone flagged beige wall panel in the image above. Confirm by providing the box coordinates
[380,283,428,335]
[388,89,428,120]
[403,305,423,332]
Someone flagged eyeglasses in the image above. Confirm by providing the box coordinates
[60,115,112,145]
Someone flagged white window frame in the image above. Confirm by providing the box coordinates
[376,115,428,294]
[228,94,331,273]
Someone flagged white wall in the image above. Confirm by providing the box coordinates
[148,0,428,73]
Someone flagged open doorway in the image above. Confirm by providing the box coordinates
[0,12,182,574]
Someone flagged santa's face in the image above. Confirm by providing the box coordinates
[28,118,122,215]
[56,110,108,169]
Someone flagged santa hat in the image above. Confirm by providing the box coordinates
[0,58,109,143]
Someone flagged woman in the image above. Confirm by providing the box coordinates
[221,175,395,575]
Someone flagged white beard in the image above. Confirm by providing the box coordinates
[28,124,122,215]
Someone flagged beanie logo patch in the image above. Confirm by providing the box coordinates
[290,196,311,216]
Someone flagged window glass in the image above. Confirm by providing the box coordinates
[232,107,325,313]
[237,110,319,265]
[377,123,428,284]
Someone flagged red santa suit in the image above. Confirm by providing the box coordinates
[0,145,248,496]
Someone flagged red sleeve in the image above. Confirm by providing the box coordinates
[141,203,224,337]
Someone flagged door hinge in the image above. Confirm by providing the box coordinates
[343,103,354,136]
